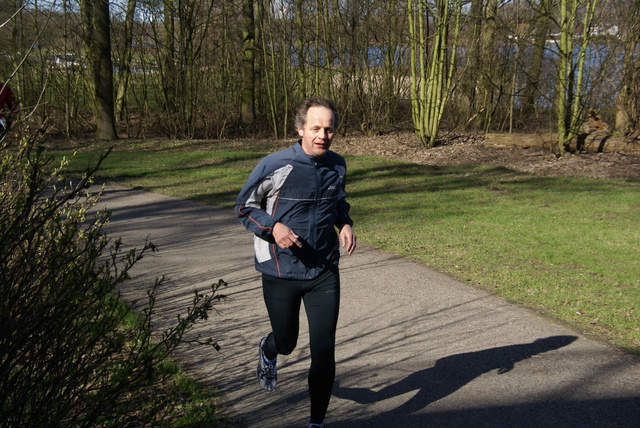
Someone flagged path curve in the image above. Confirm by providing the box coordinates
[97,186,640,428]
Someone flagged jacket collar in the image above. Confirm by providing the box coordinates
[295,140,330,163]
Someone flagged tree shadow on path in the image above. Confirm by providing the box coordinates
[334,335,577,416]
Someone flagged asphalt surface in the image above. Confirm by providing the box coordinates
[97,185,640,428]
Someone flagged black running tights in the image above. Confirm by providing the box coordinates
[261,268,340,425]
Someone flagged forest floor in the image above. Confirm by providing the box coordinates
[332,132,640,182]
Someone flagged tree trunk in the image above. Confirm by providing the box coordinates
[614,1,640,135]
[478,0,497,131]
[81,0,117,140]
[241,0,255,124]
[161,0,176,116]
[409,0,462,147]
[115,0,138,120]
[555,0,599,153]
[296,0,307,99]
[464,0,483,125]
[555,0,576,152]
[462,0,497,131]
[522,0,551,119]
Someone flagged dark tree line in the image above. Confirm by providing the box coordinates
[1,0,638,151]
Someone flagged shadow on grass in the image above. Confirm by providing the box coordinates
[64,147,640,215]
[346,161,631,198]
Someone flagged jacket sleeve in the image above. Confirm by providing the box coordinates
[234,159,277,240]
[334,165,353,230]
[335,198,352,230]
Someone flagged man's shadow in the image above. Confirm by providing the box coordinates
[334,335,577,415]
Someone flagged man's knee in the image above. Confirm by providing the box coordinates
[310,343,335,362]
[276,337,298,355]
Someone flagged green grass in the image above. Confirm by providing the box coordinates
[347,159,640,354]
[134,358,230,427]
[162,365,232,427]
[55,140,640,354]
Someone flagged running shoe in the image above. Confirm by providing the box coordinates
[257,336,277,391]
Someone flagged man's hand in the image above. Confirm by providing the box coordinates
[273,222,302,249]
[339,224,356,255]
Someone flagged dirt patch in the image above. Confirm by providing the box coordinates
[332,132,640,182]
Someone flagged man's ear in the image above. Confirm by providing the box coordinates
[297,127,304,138]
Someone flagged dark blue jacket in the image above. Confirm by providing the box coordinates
[234,142,353,279]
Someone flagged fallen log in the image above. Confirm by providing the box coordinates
[484,132,640,153]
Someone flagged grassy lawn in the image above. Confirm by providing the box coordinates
[55,139,640,354]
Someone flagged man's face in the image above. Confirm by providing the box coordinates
[297,106,335,158]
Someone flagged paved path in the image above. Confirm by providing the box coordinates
[97,186,640,428]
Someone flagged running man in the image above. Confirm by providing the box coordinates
[234,97,356,428]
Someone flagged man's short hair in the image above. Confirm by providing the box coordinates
[294,97,339,130]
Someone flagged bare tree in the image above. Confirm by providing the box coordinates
[295,0,307,99]
[612,0,640,140]
[521,0,553,122]
[242,0,256,124]
[2,0,631,142]
[258,0,290,138]
[553,0,599,153]
[462,0,499,131]
[80,0,118,140]
[113,0,138,120]
[409,0,463,147]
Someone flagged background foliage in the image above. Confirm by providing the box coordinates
[1,0,638,144]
